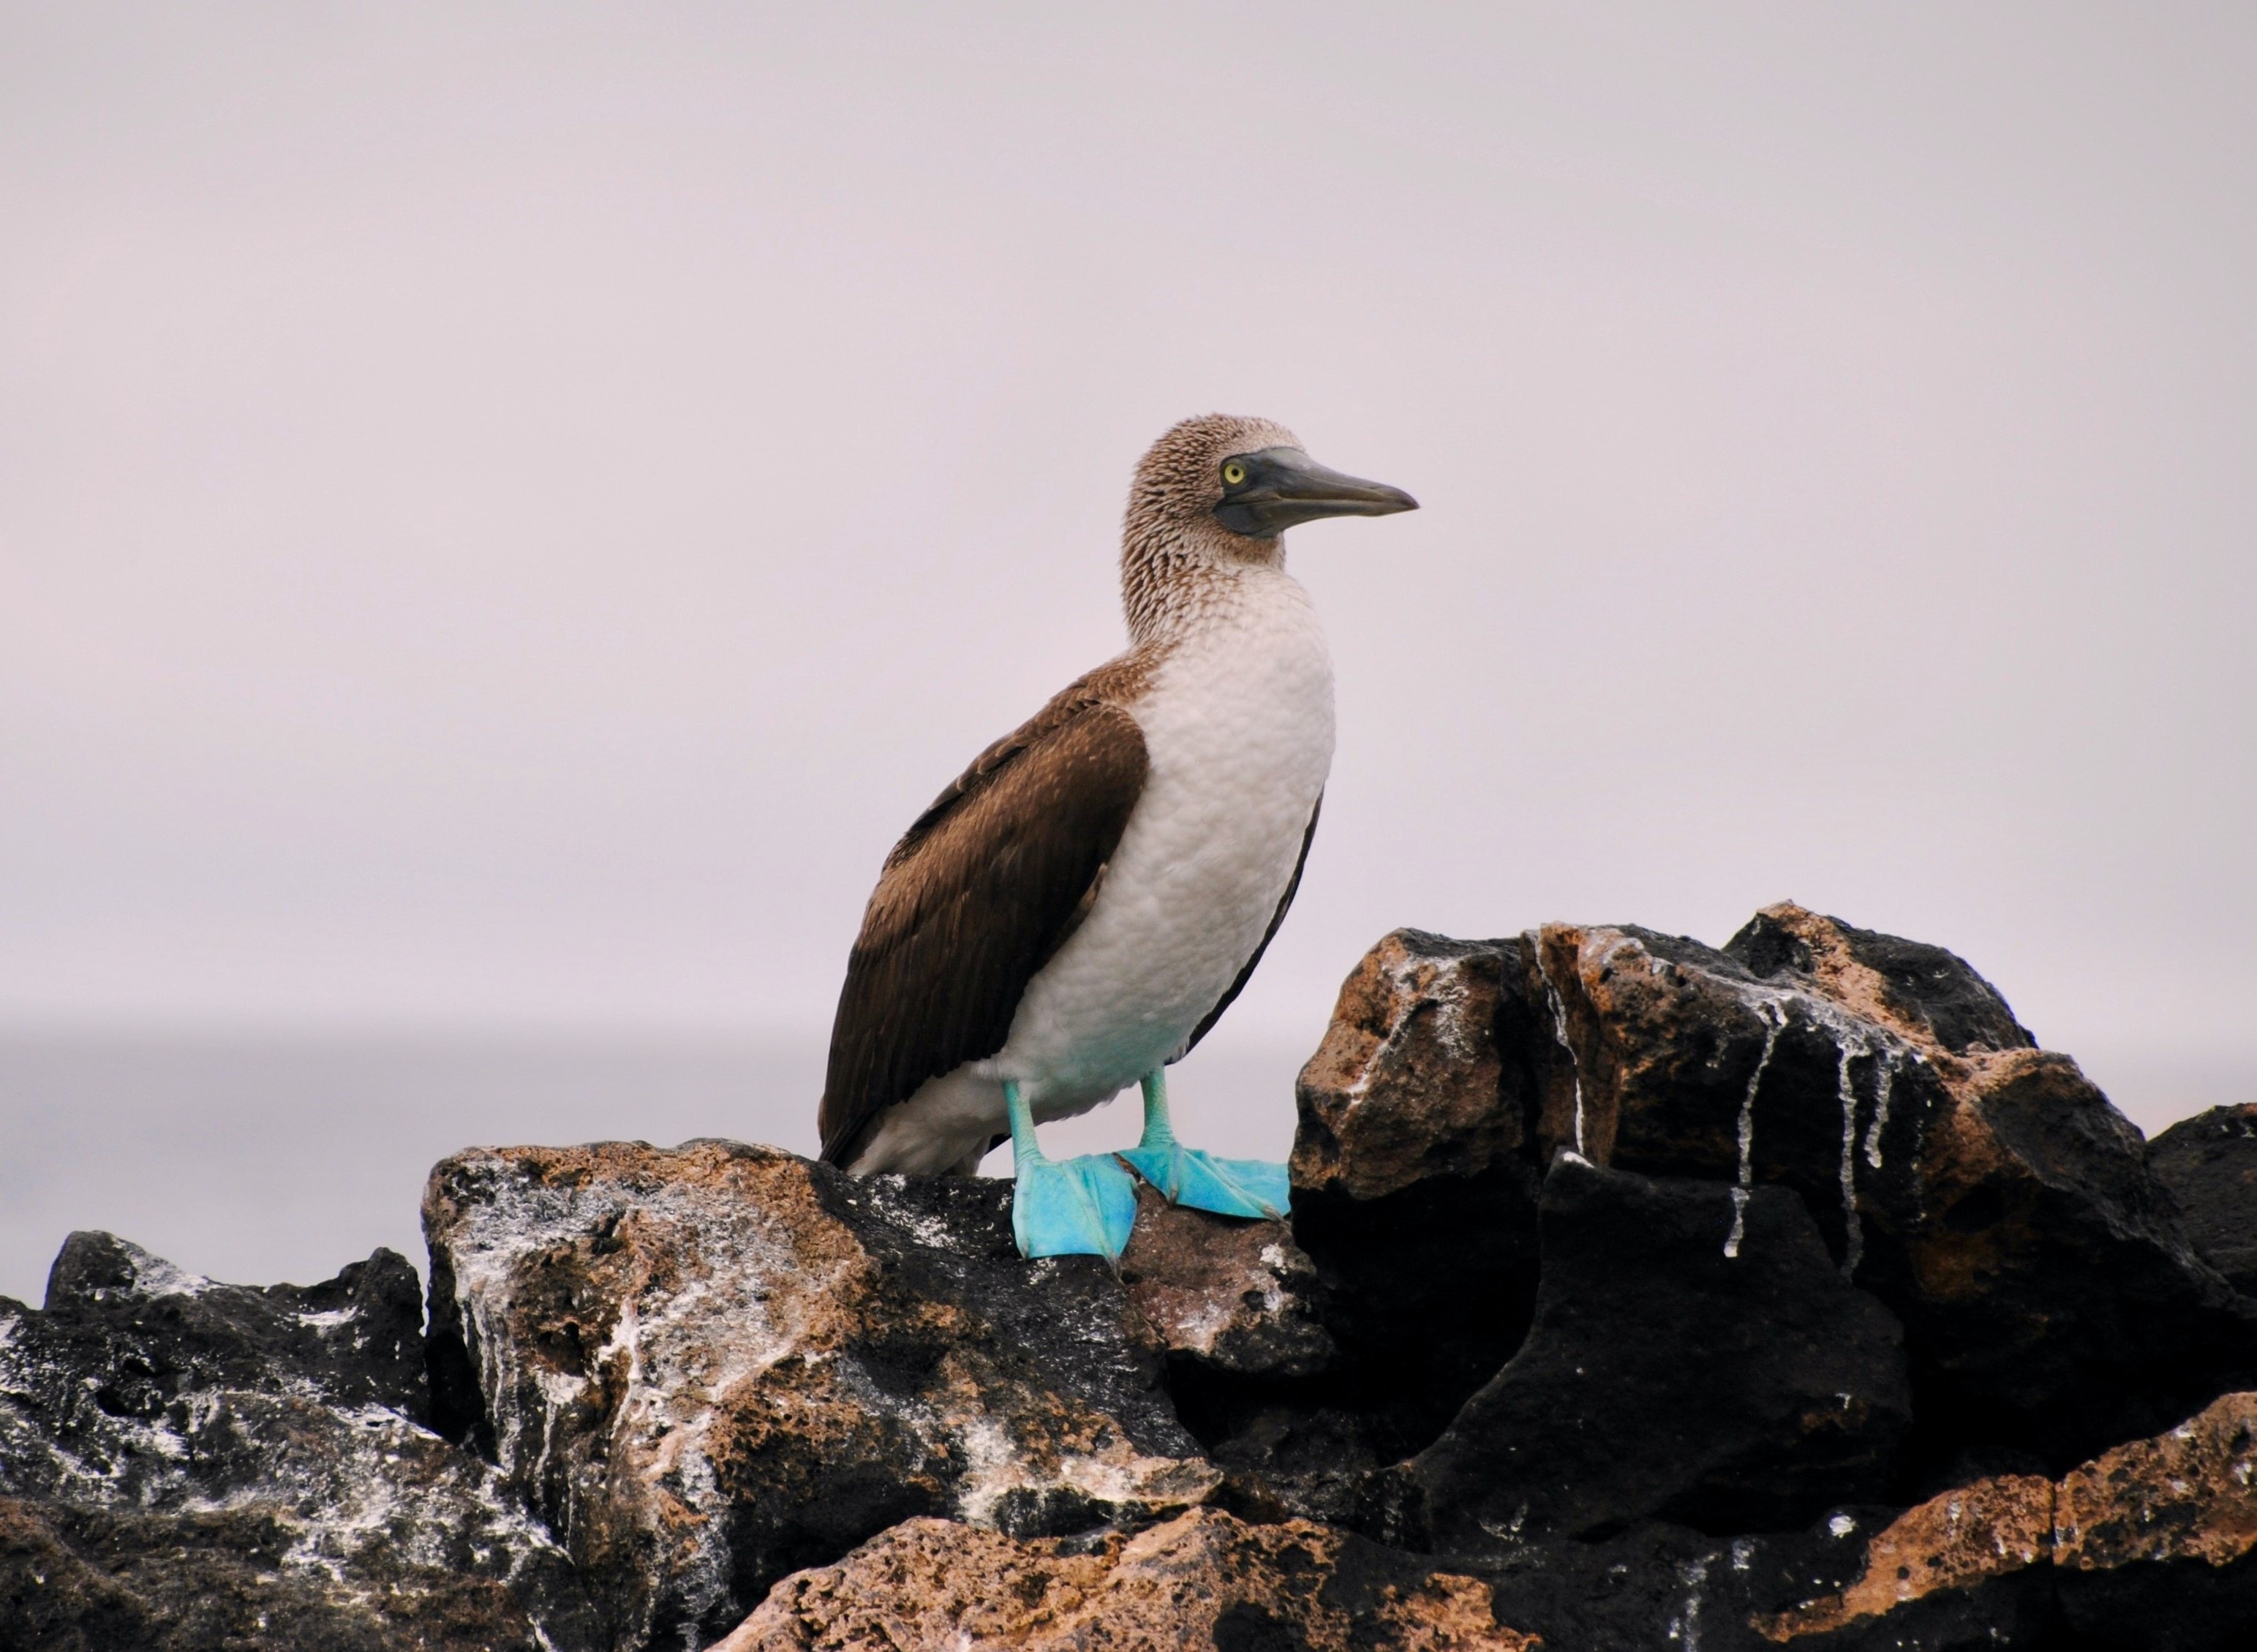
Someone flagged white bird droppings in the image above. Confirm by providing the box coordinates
[1724,1005,1782,1259]
[1835,1038,1869,1278]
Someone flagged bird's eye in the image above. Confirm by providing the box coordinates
[1221,460,1248,487]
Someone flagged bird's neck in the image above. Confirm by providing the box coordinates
[1120,523,1286,645]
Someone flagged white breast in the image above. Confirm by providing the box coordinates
[984,566,1335,1118]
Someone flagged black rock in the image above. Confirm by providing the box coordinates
[1724,908,2035,1056]
[1473,1511,2062,1652]
[1284,929,1553,1462]
[0,1234,597,1652]
[1371,1154,1912,1554]
[2150,1104,2257,1297]
[39,1229,426,1419]
[2057,1556,2257,1652]
[1524,908,2257,1474]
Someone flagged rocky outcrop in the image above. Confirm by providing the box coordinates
[2151,1104,2257,1295]
[421,1141,1218,1650]
[716,1507,1537,1651]
[7,903,2256,1651]
[1288,931,1549,1460]
[0,1233,595,1651]
[1289,909,2257,1482]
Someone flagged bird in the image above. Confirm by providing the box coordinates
[817,414,1417,1261]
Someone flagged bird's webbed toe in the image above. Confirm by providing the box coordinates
[1010,1151,1139,1261]
[1116,1142,1290,1221]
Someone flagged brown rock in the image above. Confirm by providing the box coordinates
[2054,1389,2257,1649]
[1750,1474,2054,1640]
[1753,1394,2257,1648]
[423,1141,1220,1650]
[2056,1389,2257,1569]
[1118,1187,1333,1378]
[714,1506,1539,1651]
[1293,930,1531,1202]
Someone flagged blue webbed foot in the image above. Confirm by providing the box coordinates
[1116,1068,1290,1221]
[1002,1080,1137,1261]
[1116,1142,1289,1219]
[1011,1150,1138,1260]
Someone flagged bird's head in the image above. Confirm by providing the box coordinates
[1125,414,1418,563]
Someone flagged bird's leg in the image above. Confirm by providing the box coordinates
[1005,1080,1138,1261]
[1115,1068,1291,1221]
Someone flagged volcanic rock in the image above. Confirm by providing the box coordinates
[2054,1388,2257,1651]
[714,1506,1538,1652]
[1751,1390,2257,1651]
[0,1234,593,1652]
[1748,1476,2060,1645]
[1374,1153,1912,1552]
[1292,929,1540,1204]
[1116,1187,1332,1380]
[2150,1104,2257,1296]
[421,1140,1218,1651]
[1297,905,2257,1474]
[11,902,2257,1651]
[1289,931,1549,1455]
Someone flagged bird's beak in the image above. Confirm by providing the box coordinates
[1212,447,1420,538]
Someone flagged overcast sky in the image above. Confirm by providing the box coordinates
[4,5,2252,1129]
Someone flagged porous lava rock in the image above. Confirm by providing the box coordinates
[1292,907,2257,1482]
[421,1141,1218,1651]
[0,1233,593,1651]
[1749,1476,2060,1645]
[2151,1104,2257,1296]
[1373,1153,1912,1553]
[1116,1187,1332,1380]
[1289,930,1549,1455]
[712,1506,1538,1652]
[2053,1388,2257,1650]
[1749,1390,2257,1651]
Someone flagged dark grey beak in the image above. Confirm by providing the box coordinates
[1211,447,1420,538]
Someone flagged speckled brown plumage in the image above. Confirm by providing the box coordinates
[1120,413,1300,641]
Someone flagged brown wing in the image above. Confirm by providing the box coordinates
[1176,793,1322,1060]
[818,684,1150,1168]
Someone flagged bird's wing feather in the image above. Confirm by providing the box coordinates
[818,680,1150,1167]
[1176,793,1322,1060]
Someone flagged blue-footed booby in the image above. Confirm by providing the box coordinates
[818,415,1417,1260]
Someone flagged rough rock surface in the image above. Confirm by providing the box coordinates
[1751,1389,2257,1651]
[1292,908,2257,1482]
[1117,1186,1332,1380]
[717,1507,1537,1651]
[2151,1104,2257,1296]
[1374,1154,1912,1551]
[10,904,2257,1651]
[0,1233,593,1651]
[1288,930,1548,1457]
[2054,1388,2257,1648]
[422,1141,1218,1650]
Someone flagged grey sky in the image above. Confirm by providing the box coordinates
[4,7,2253,1132]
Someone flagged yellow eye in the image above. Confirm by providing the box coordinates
[1221,460,1248,486]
